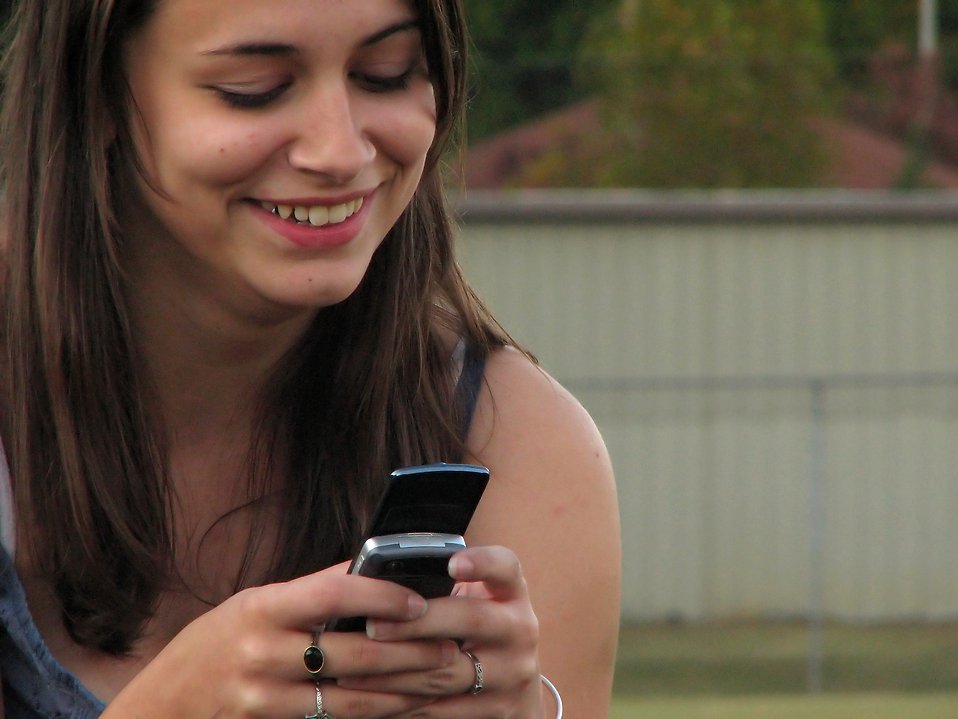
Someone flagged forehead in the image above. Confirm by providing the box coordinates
[136,0,421,55]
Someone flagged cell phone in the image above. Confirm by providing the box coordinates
[329,533,466,632]
[327,463,489,632]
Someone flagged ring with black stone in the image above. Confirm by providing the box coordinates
[303,630,326,676]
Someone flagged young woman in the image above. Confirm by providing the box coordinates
[0,1,621,717]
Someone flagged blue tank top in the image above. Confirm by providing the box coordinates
[0,546,106,717]
[0,345,487,716]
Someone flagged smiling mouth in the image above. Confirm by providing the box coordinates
[257,197,364,228]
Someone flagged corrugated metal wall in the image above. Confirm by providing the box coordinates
[455,191,958,622]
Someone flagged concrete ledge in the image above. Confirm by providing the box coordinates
[453,189,958,224]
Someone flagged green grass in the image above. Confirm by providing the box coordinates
[607,621,958,717]
[613,620,958,696]
[610,693,958,719]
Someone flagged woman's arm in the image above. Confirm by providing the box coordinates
[464,347,622,718]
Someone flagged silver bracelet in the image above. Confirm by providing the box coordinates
[540,674,563,719]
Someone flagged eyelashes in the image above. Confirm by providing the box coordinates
[351,68,416,93]
[213,67,420,110]
[214,83,291,109]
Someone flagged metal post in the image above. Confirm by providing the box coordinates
[807,381,826,693]
[919,0,939,58]
[899,0,940,187]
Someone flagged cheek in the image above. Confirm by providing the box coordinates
[143,115,280,191]
[197,132,276,189]
[379,114,436,177]
[371,89,437,169]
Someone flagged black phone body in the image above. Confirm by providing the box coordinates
[360,463,490,538]
[327,463,489,632]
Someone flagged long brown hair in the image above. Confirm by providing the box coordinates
[0,0,509,655]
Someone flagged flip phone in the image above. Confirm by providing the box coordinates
[328,463,489,632]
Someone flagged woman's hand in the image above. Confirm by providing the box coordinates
[336,545,547,718]
[102,564,463,719]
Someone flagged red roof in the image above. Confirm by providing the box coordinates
[460,101,958,190]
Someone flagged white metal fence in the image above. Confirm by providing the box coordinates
[455,190,958,628]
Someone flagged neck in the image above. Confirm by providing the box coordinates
[124,245,316,438]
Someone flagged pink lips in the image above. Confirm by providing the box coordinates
[250,192,373,250]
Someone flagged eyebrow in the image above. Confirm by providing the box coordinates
[362,19,421,47]
[201,19,421,58]
[201,43,294,58]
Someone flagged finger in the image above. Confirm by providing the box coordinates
[242,572,429,631]
[448,546,529,601]
[224,676,435,719]
[366,595,506,644]
[337,644,480,697]
[296,681,435,719]
[271,629,460,680]
[367,591,540,657]
[392,692,501,719]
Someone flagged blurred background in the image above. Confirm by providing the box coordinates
[453,1,958,717]
[1,0,956,716]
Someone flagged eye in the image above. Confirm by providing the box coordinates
[212,82,291,109]
[351,67,418,93]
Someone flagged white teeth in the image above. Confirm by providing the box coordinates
[308,205,330,227]
[261,197,364,228]
[328,203,349,224]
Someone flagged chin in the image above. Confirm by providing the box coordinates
[270,277,367,313]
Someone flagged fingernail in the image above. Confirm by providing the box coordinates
[448,555,473,579]
[408,594,428,619]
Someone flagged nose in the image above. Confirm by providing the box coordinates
[287,82,375,182]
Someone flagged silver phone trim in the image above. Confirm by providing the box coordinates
[350,532,466,575]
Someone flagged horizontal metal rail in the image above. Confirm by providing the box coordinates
[562,371,958,394]
[454,189,958,224]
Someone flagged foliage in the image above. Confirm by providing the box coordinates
[935,0,958,91]
[562,0,837,188]
[818,1,958,188]
[822,0,958,90]
[462,0,618,141]
[820,0,916,82]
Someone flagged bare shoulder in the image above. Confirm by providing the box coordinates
[465,346,616,513]
[469,348,611,478]
[464,345,619,559]
[464,346,621,711]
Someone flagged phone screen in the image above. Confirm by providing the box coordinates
[362,463,490,537]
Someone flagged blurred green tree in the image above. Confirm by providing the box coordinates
[822,1,958,187]
[463,0,618,141]
[932,0,958,92]
[822,0,958,88]
[821,0,914,82]
[557,0,837,187]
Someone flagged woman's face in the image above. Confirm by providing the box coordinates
[120,0,437,322]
